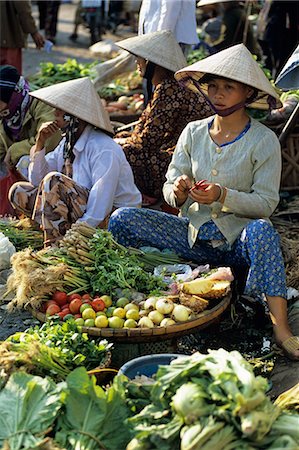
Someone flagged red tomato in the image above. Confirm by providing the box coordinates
[74,313,82,319]
[46,304,61,316]
[52,291,68,307]
[45,300,58,309]
[61,303,70,310]
[82,299,91,305]
[69,298,83,314]
[68,293,82,302]
[91,298,105,312]
[82,293,92,301]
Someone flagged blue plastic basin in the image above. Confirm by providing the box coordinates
[119,353,183,379]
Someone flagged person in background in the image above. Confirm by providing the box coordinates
[257,0,299,78]
[0,65,61,176]
[0,1,44,73]
[9,77,141,245]
[37,1,61,45]
[114,30,213,206]
[138,0,198,54]
[211,0,260,57]
[109,43,299,361]
[196,0,224,52]
[138,0,199,105]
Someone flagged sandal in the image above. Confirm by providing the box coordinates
[272,336,299,361]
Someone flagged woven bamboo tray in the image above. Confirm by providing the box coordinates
[28,293,231,343]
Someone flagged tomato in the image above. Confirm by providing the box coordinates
[74,313,82,319]
[82,293,92,301]
[68,293,82,302]
[46,304,61,316]
[61,303,70,310]
[91,298,105,312]
[69,298,83,315]
[52,291,68,307]
[45,299,58,309]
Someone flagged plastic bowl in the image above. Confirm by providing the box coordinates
[119,353,183,379]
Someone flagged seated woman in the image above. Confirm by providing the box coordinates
[0,65,61,174]
[109,44,299,360]
[114,29,213,205]
[9,77,141,245]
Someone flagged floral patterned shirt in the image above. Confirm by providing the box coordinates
[118,77,213,198]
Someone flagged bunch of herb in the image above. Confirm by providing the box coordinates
[0,217,43,250]
[3,320,112,381]
[88,230,167,295]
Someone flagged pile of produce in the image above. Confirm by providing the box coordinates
[6,222,234,331]
[0,349,298,450]
[0,320,112,383]
[103,93,144,115]
[124,349,299,449]
[28,59,98,89]
[98,71,142,100]
[0,217,43,251]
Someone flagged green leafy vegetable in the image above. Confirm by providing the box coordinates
[0,372,62,450]
[88,229,167,295]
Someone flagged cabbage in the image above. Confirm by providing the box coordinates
[171,383,213,424]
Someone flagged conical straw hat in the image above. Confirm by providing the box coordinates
[30,77,113,134]
[116,30,187,73]
[275,44,299,90]
[175,43,282,109]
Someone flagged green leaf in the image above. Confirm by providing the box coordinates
[0,372,62,450]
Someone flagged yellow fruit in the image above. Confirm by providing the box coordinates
[100,295,112,307]
[113,307,126,319]
[124,303,139,312]
[84,318,95,327]
[124,319,137,328]
[82,308,96,320]
[108,316,124,328]
[126,309,139,321]
[96,311,106,317]
[95,315,109,328]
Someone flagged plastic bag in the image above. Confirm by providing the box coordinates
[0,164,24,216]
[154,264,193,284]
[0,231,16,270]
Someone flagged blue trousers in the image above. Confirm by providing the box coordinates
[108,207,287,299]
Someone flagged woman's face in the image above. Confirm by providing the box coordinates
[54,108,70,129]
[0,100,10,118]
[136,57,147,77]
[207,78,253,111]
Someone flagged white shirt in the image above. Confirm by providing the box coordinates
[138,0,199,45]
[29,125,142,227]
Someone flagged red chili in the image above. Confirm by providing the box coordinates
[190,179,208,191]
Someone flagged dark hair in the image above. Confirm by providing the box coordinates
[199,73,258,102]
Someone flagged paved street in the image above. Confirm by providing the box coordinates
[23,1,135,78]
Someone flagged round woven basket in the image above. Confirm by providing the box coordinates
[28,293,231,343]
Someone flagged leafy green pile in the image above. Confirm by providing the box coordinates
[0,218,43,251]
[125,349,299,449]
[1,320,112,381]
[88,229,167,295]
[187,47,208,65]
[0,368,131,450]
[29,59,98,89]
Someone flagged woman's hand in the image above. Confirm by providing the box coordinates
[173,175,192,206]
[189,182,221,204]
[35,121,59,152]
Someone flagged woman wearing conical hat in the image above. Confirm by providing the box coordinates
[114,30,212,206]
[8,77,141,245]
[109,43,299,360]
